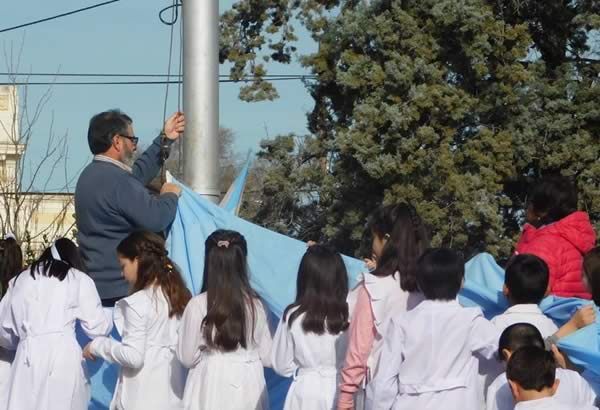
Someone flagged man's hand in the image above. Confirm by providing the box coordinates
[163,112,185,140]
[161,182,182,197]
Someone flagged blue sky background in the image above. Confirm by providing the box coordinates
[1,0,316,191]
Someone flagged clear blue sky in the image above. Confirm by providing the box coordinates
[1,0,315,190]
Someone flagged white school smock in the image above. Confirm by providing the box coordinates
[0,268,112,410]
[350,271,423,374]
[177,292,273,410]
[271,307,348,410]
[486,368,596,410]
[365,299,500,410]
[491,304,558,338]
[514,396,598,410]
[89,286,186,410]
[0,283,15,399]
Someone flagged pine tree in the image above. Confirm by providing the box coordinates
[221,0,600,258]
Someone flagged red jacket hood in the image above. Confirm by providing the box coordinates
[521,211,596,253]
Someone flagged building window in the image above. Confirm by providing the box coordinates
[0,95,8,111]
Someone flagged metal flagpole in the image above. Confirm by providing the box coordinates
[182,0,220,202]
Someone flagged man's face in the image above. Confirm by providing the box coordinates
[118,123,137,166]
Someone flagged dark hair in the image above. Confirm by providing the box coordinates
[583,247,600,306]
[506,346,556,391]
[416,248,464,301]
[528,176,577,225]
[87,109,132,154]
[283,244,349,335]
[371,203,429,292]
[0,238,23,298]
[497,323,544,362]
[117,231,191,318]
[29,238,85,281]
[201,229,259,352]
[505,254,549,305]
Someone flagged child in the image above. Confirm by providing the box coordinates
[0,234,23,398]
[272,244,350,409]
[177,229,272,410]
[365,248,500,410]
[506,346,598,410]
[583,248,600,306]
[487,323,596,410]
[83,231,192,410]
[515,176,595,298]
[0,238,111,410]
[338,203,429,409]
[492,254,558,338]
[0,234,23,297]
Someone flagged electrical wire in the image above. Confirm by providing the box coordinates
[0,0,121,33]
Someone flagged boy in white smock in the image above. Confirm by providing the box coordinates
[366,248,500,410]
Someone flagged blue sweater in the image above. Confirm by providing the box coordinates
[75,136,178,299]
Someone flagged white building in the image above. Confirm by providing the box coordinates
[0,85,75,253]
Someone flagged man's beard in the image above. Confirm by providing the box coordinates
[120,145,135,167]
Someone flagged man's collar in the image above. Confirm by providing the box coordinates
[93,155,133,174]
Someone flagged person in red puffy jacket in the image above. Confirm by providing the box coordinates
[514,176,596,299]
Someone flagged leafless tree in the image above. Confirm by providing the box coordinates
[0,41,79,254]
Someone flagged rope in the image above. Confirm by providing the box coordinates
[159,0,182,184]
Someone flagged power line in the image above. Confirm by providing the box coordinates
[0,77,317,86]
[0,0,121,34]
[0,72,317,78]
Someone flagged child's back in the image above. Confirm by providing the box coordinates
[491,304,558,338]
[273,308,348,409]
[487,368,596,410]
[90,287,186,410]
[272,244,350,410]
[367,300,498,410]
[493,255,558,338]
[178,292,272,410]
[366,248,499,410]
[1,260,110,410]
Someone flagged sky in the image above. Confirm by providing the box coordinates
[0,0,316,191]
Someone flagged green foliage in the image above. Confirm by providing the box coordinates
[223,0,600,258]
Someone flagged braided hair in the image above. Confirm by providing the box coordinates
[370,203,430,292]
[117,231,191,317]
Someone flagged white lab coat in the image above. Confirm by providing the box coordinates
[0,268,112,410]
[177,292,273,410]
[0,348,13,398]
[486,368,597,410]
[514,396,598,410]
[348,271,424,375]
[366,299,500,410]
[271,308,348,409]
[0,287,15,399]
[90,286,186,410]
[491,304,558,338]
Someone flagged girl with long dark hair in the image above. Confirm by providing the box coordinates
[0,238,111,410]
[338,203,429,409]
[0,234,23,398]
[272,244,350,409]
[83,231,192,410]
[177,229,272,410]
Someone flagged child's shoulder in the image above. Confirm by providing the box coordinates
[118,288,154,316]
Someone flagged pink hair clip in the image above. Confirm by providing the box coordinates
[217,240,230,248]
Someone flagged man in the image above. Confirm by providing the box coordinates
[75,110,183,306]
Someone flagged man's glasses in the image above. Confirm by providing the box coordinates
[119,134,139,145]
